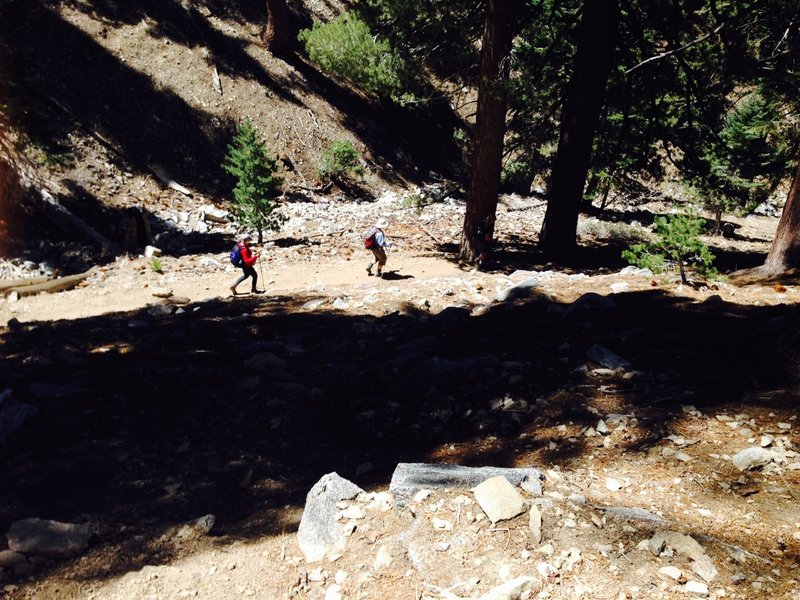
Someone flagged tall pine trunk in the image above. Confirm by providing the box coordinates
[263,0,290,55]
[539,0,619,258]
[761,160,800,273]
[461,0,518,263]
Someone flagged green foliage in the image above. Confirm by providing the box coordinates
[221,118,285,238]
[317,140,364,181]
[358,0,483,76]
[696,91,791,222]
[622,212,717,284]
[29,142,75,168]
[147,257,163,273]
[298,13,415,105]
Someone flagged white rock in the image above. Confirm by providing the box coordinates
[324,584,344,600]
[658,566,683,581]
[690,554,718,582]
[610,282,629,294]
[529,504,542,543]
[731,447,776,471]
[478,576,537,600]
[373,546,393,570]
[432,518,453,531]
[648,531,706,561]
[536,562,557,578]
[413,489,432,503]
[339,505,365,520]
[473,476,527,523]
[605,478,623,491]
[144,245,162,258]
[684,580,709,596]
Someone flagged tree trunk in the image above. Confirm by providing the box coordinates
[263,0,290,55]
[539,0,620,258]
[461,0,518,263]
[760,160,800,273]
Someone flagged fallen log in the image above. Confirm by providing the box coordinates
[150,164,193,197]
[0,276,51,292]
[9,269,95,297]
[22,182,113,250]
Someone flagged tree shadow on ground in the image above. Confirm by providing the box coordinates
[1,285,797,586]
[13,180,235,273]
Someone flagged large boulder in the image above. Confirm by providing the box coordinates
[297,472,364,562]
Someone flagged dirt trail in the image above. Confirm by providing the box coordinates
[0,252,468,325]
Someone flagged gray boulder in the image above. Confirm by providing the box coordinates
[390,463,543,507]
[297,472,364,562]
[8,518,93,558]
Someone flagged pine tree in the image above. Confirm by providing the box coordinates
[222,119,285,243]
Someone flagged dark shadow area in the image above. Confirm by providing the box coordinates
[583,203,775,245]
[272,236,320,249]
[280,52,465,184]
[10,181,235,273]
[1,285,797,585]
[378,270,414,281]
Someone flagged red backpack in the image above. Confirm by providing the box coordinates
[362,226,380,249]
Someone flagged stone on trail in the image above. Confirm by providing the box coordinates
[473,476,527,524]
[389,463,543,507]
[0,550,27,569]
[658,565,684,581]
[690,553,718,582]
[0,389,38,443]
[7,518,93,558]
[648,531,707,562]
[528,503,543,543]
[477,576,537,600]
[494,277,541,302]
[731,447,776,471]
[297,472,365,563]
[683,580,709,597]
[586,345,631,371]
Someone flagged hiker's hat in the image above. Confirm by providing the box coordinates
[240,233,252,242]
[375,217,389,229]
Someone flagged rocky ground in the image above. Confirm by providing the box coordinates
[3,2,800,598]
[1,191,800,600]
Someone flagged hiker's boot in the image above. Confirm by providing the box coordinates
[377,270,383,279]
[366,263,373,276]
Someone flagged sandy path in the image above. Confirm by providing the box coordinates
[0,252,471,325]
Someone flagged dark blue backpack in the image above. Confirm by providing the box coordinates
[230,244,243,267]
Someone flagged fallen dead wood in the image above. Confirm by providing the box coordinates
[411,218,445,246]
[0,276,51,292]
[8,269,95,297]
[150,164,193,197]
[23,183,113,250]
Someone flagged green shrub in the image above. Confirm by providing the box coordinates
[148,257,163,273]
[622,212,717,284]
[222,118,285,242]
[317,140,364,181]
[298,13,414,105]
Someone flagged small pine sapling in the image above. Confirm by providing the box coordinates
[622,212,717,284]
[222,118,285,243]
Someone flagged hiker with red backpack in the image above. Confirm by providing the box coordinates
[230,234,263,295]
[363,218,389,278]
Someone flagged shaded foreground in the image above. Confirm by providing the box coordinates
[0,287,799,597]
